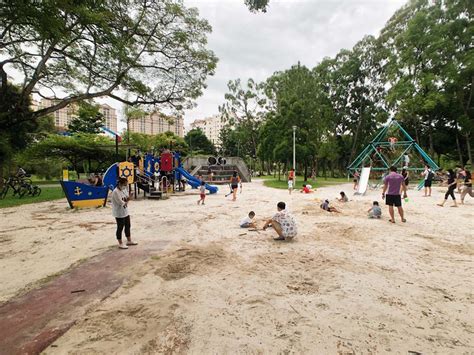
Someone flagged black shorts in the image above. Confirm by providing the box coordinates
[386,194,402,207]
[231,184,238,190]
[405,179,409,186]
[424,180,432,188]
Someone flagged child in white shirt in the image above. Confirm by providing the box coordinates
[240,211,256,228]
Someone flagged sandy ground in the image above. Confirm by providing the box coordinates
[1,179,473,354]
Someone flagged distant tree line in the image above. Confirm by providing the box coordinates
[220,0,473,179]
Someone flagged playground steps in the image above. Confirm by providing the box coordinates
[197,165,240,185]
[148,190,163,199]
[183,157,251,183]
[136,181,164,200]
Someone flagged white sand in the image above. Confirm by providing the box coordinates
[1,180,473,353]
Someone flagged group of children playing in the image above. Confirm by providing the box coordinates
[318,190,381,218]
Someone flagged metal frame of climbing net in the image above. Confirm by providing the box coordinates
[347,120,439,173]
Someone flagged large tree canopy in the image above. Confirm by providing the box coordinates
[0,0,218,125]
[68,101,105,134]
[184,128,216,155]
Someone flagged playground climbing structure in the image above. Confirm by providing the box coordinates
[347,120,439,174]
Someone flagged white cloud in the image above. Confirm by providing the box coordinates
[6,0,407,131]
[181,0,407,127]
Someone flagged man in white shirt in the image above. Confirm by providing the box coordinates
[263,202,297,241]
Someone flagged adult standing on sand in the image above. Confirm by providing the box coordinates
[382,166,408,223]
[353,170,360,190]
[230,171,240,202]
[421,164,434,197]
[112,178,138,249]
[460,169,473,204]
[437,169,458,207]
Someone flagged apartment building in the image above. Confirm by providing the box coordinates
[37,98,118,132]
[190,114,226,146]
[128,111,184,137]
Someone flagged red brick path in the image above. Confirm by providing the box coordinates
[0,240,169,355]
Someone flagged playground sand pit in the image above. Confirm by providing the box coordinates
[1,180,473,353]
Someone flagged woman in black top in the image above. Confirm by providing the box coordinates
[401,168,409,186]
[437,169,458,207]
[460,170,473,204]
[229,171,240,201]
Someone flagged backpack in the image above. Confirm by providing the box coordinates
[427,170,434,181]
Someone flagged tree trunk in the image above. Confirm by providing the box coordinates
[349,106,364,163]
[0,161,4,188]
[455,122,464,165]
[304,161,308,181]
[466,133,472,166]
[428,120,434,157]
[278,163,281,181]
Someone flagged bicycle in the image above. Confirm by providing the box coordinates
[0,174,41,199]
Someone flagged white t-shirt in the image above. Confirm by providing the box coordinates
[240,216,253,227]
[272,209,297,238]
[111,187,129,218]
[423,169,433,181]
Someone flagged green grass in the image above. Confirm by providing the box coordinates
[260,175,348,190]
[0,186,65,209]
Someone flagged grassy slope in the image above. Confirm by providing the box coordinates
[259,175,348,190]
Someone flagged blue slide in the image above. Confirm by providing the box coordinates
[176,167,218,194]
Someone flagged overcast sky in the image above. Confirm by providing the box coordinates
[174,0,407,128]
[102,0,408,130]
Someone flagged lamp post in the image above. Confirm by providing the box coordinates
[292,126,296,171]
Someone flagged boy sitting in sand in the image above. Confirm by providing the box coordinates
[263,202,297,241]
[320,199,341,213]
[368,201,382,218]
[240,211,256,228]
[300,184,314,193]
[337,191,348,202]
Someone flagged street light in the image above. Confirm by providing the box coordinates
[292,126,296,171]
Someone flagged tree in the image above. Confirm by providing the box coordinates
[378,0,473,164]
[0,0,217,146]
[25,134,122,178]
[68,101,104,134]
[123,105,147,144]
[184,128,216,155]
[264,64,326,180]
[219,78,267,158]
[244,0,270,12]
[127,132,188,154]
[0,84,54,179]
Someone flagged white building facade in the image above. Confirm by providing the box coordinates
[190,114,226,147]
[37,99,118,132]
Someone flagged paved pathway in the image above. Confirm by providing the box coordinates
[0,240,169,355]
